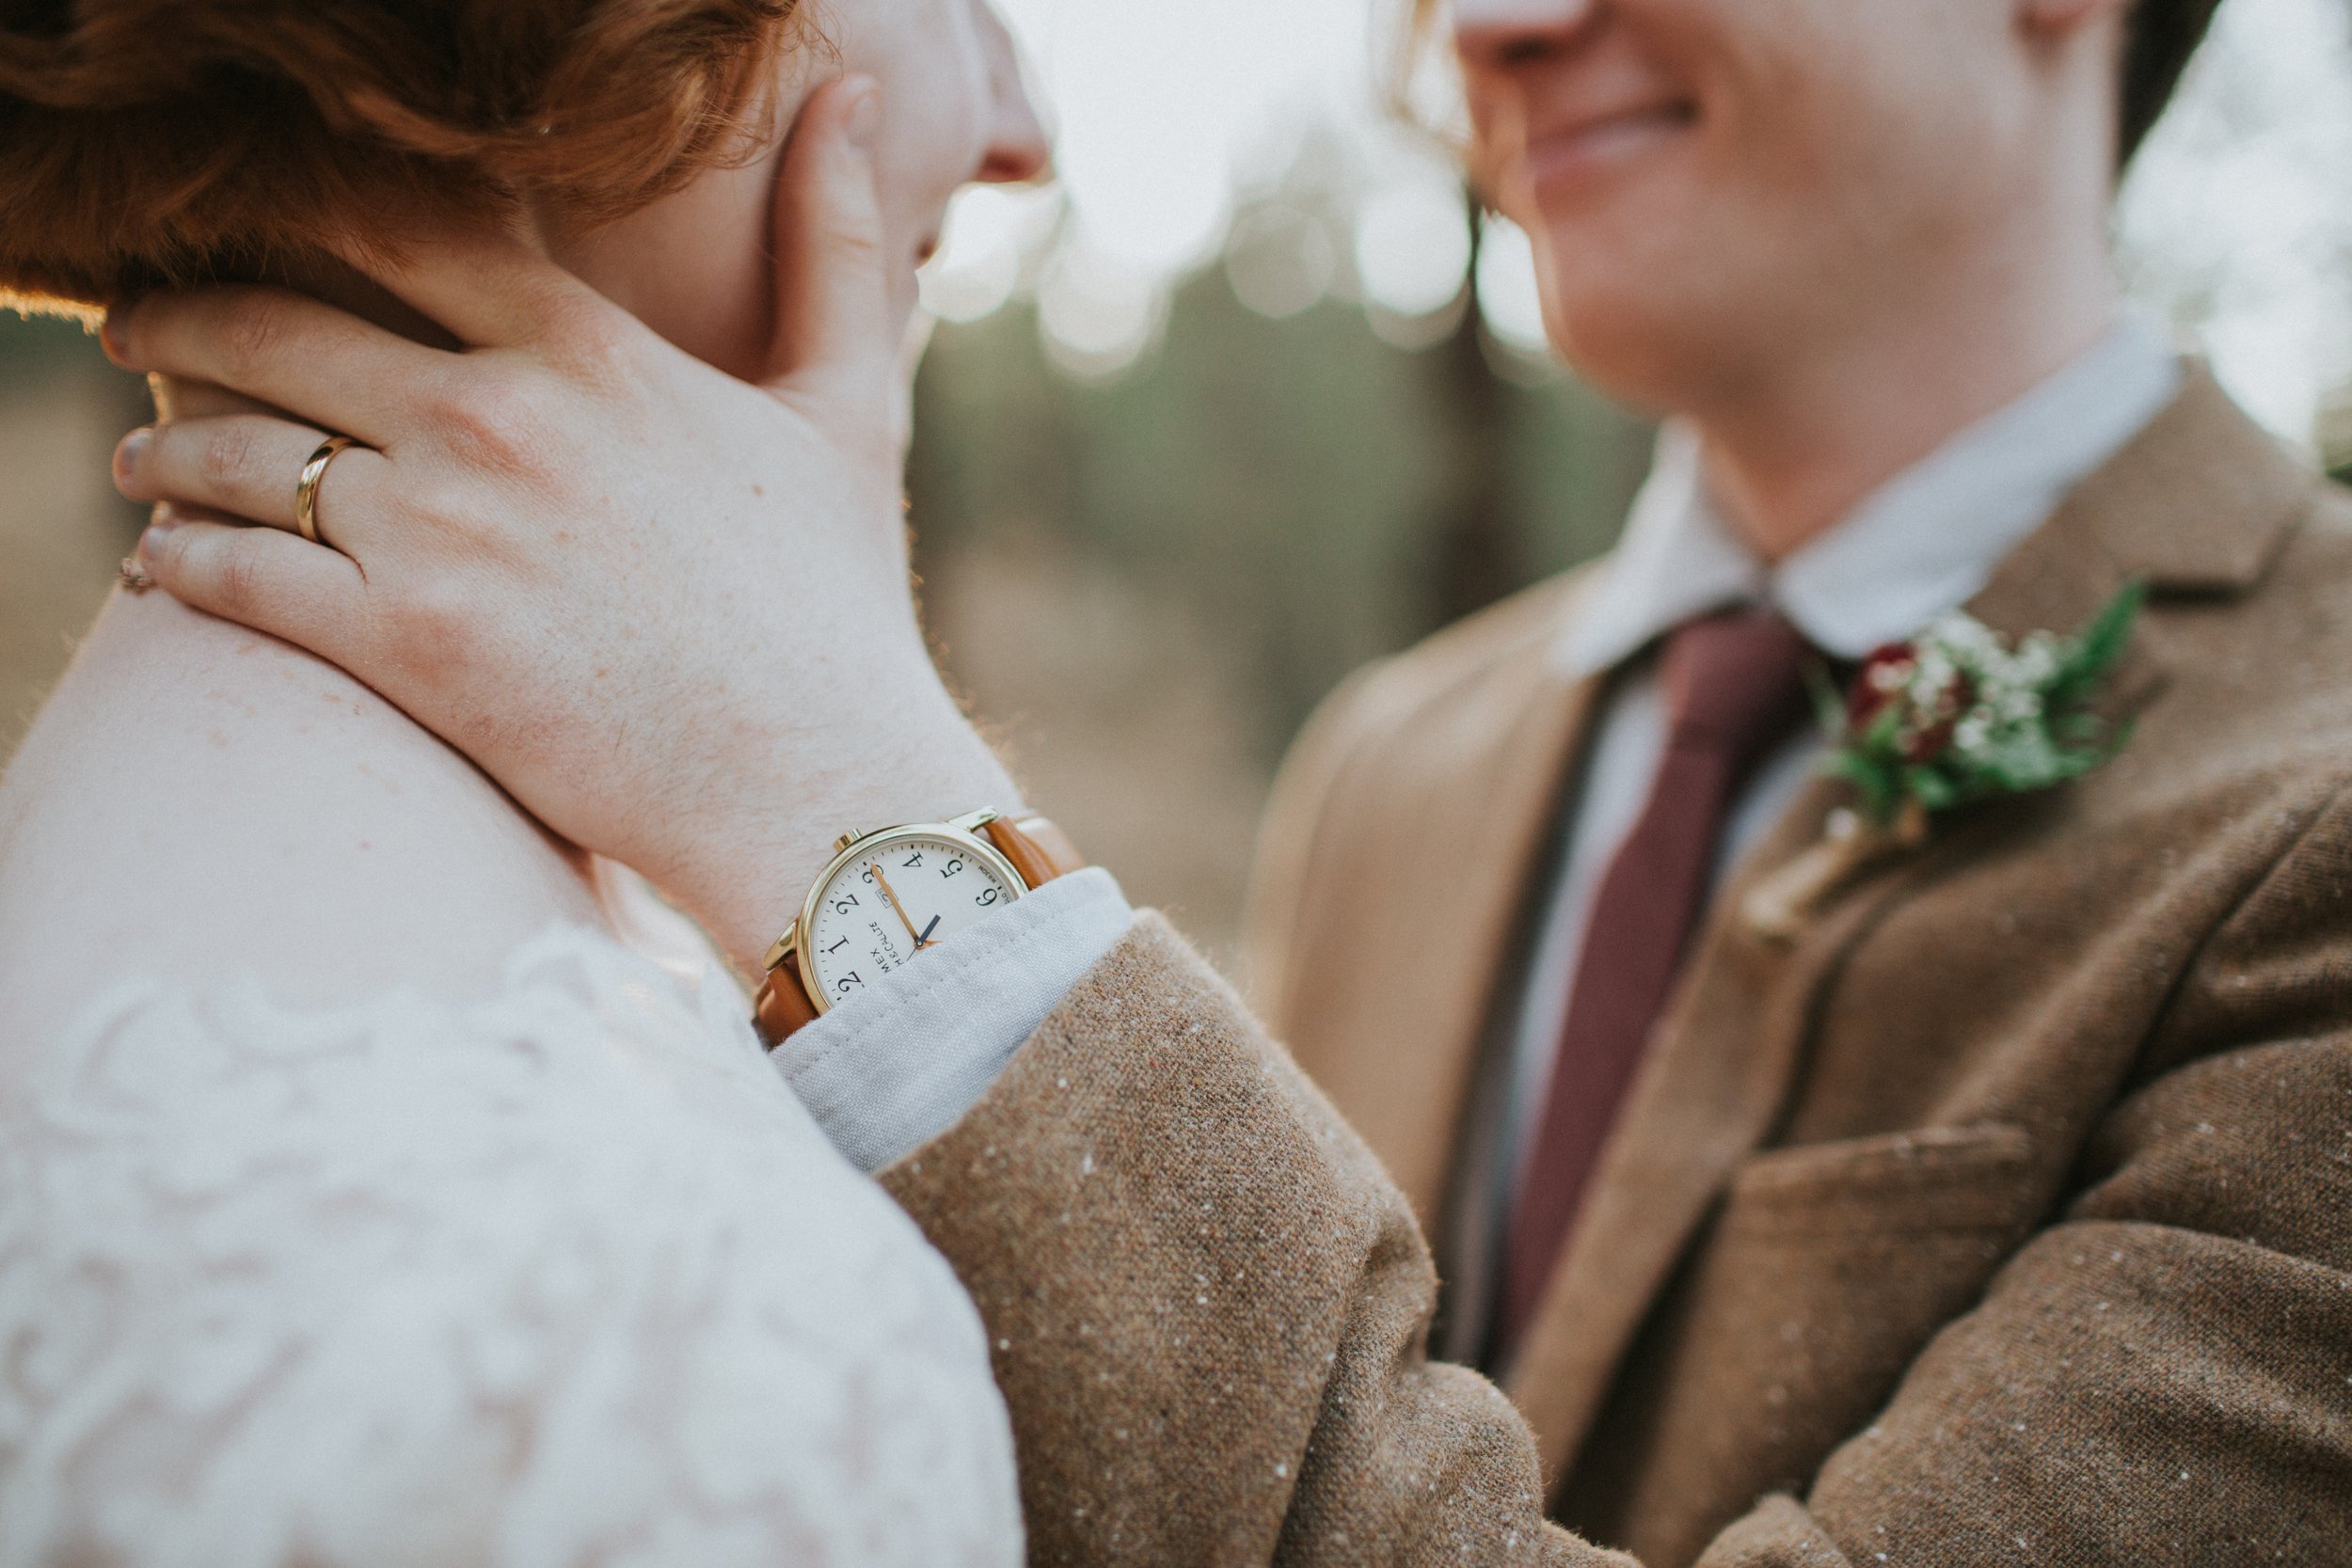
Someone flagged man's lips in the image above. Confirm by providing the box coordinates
[1520,101,1695,194]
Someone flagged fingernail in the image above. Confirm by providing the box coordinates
[102,290,150,355]
[115,426,151,480]
[136,518,175,566]
[844,78,882,149]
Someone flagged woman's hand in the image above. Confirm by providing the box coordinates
[103,78,1021,974]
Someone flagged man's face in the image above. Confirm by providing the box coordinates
[1456,0,2039,413]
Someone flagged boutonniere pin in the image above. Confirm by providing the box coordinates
[1743,582,2145,941]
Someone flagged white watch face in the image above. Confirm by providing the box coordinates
[803,832,1022,1007]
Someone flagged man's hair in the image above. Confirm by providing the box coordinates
[0,0,805,315]
[2121,0,2225,166]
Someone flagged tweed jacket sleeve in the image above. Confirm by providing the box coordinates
[879,913,1632,1568]
[882,849,2352,1567]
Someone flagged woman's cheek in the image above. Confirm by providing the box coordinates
[877,32,993,219]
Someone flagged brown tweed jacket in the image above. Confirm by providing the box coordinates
[882,370,2352,1566]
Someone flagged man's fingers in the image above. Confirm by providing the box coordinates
[114,417,395,552]
[765,75,898,425]
[103,288,446,446]
[139,518,369,662]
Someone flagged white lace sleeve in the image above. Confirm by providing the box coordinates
[0,927,1023,1568]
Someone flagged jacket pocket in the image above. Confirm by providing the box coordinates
[1719,1123,2041,1242]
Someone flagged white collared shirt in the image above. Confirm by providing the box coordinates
[1494,315,2183,1220]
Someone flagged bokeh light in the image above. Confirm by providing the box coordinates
[1226,204,1340,320]
[919,184,1061,324]
[1473,214,1549,359]
[1036,231,1167,379]
[1354,169,1471,319]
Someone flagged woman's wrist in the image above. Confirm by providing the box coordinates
[660,678,1026,976]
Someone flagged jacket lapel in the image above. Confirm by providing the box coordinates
[1269,577,1608,1236]
[1502,363,2311,1487]
[1970,365,2305,637]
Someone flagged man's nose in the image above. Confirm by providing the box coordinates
[1453,0,1599,68]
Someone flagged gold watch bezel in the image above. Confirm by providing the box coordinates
[769,815,1030,1017]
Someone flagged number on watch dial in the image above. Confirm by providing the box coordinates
[803,834,1020,1002]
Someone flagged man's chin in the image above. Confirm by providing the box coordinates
[1536,284,1720,415]
[1523,200,1723,348]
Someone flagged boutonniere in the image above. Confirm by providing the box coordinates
[1743,582,2145,940]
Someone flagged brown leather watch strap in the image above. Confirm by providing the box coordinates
[979,814,1087,890]
[753,813,1086,1049]
[754,951,821,1045]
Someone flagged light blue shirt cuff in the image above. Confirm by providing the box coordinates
[768,866,1137,1174]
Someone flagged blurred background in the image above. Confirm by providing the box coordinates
[8,0,2352,972]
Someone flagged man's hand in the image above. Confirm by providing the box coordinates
[104,77,1021,974]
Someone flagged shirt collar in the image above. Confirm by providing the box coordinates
[1557,313,2184,676]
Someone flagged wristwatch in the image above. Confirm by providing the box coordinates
[753,809,1085,1045]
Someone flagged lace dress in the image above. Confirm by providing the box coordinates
[0,926,1024,1567]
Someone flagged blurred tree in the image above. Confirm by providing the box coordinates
[908,205,1652,760]
[0,314,148,758]
[1424,189,1519,626]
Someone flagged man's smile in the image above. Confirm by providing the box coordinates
[1520,96,1697,200]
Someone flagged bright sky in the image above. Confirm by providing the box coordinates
[992,0,1380,269]
[926,0,2352,445]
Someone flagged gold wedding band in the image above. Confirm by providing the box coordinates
[294,435,356,547]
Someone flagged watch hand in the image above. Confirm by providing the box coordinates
[915,914,941,946]
[867,863,928,947]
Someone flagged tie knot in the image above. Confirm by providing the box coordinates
[1661,607,1811,762]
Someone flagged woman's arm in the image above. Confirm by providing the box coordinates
[106,78,1017,977]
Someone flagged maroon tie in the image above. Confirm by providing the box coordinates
[1496,608,1810,1361]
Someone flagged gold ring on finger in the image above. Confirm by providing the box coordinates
[294,435,358,548]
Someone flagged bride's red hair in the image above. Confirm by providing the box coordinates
[0,0,805,315]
